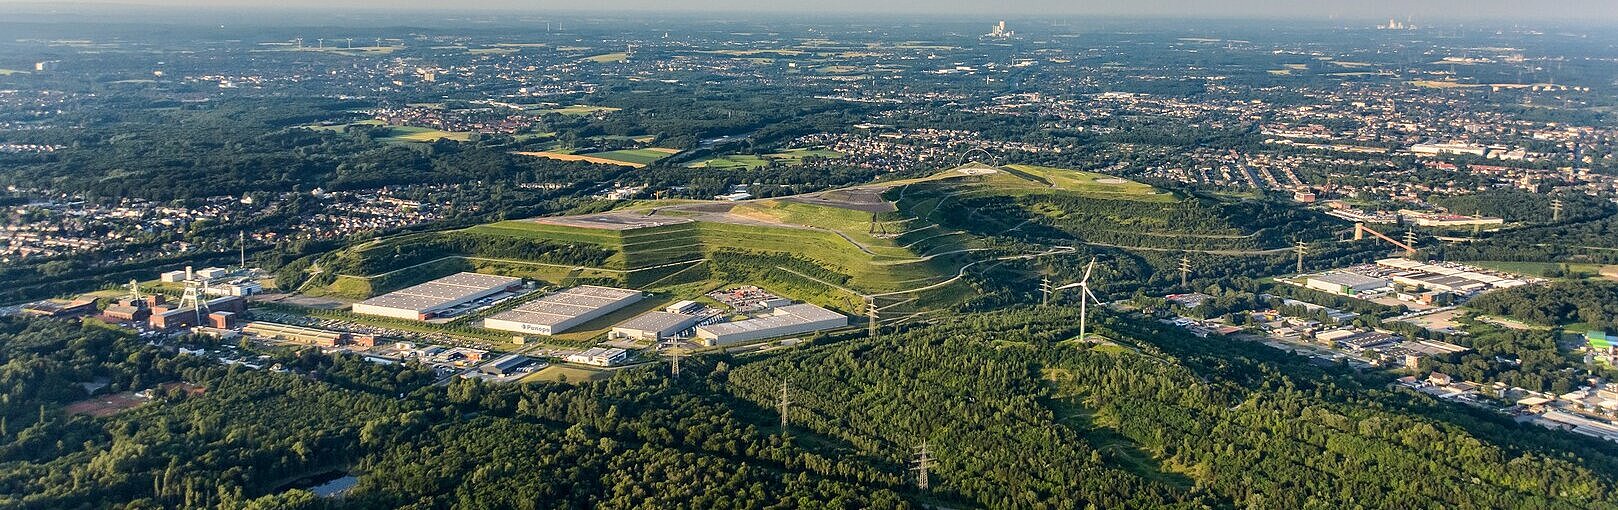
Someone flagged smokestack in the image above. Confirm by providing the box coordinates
[186,266,194,280]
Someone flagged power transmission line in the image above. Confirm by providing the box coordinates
[912,442,934,491]
[778,379,791,437]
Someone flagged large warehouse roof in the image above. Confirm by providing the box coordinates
[485,285,641,330]
[696,303,843,337]
[1309,273,1388,288]
[355,272,522,313]
[615,311,699,333]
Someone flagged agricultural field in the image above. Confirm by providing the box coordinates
[302,119,385,132]
[513,148,677,167]
[700,49,807,56]
[687,148,844,169]
[0,68,29,75]
[377,126,474,143]
[584,52,628,63]
[1408,80,1484,89]
[301,121,473,143]
[538,104,621,115]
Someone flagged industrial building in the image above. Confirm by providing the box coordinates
[610,311,702,341]
[243,321,349,347]
[20,299,96,318]
[665,300,702,314]
[482,285,643,336]
[695,303,847,346]
[352,272,524,320]
[1375,259,1527,293]
[149,296,247,330]
[479,354,532,376]
[566,347,629,367]
[1305,273,1390,296]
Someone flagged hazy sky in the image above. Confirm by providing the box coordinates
[3,0,1616,21]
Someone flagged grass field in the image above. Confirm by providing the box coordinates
[1462,260,1615,279]
[513,148,676,167]
[302,121,473,143]
[688,148,844,169]
[522,364,612,384]
[303,119,384,132]
[701,49,807,56]
[379,126,474,143]
[540,105,621,116]
[1000,164,1174,202]
[1408,80,1484,89]
[64,392,148,418]
[457,209,973,312]
[585,52,628,63]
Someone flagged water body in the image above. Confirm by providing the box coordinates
[309,475,358,498]
[278,470,358,498]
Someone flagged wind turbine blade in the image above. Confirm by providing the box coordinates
[1055,282,1084,291]
[1081,258,1096,282]
[1085,287,1102,305]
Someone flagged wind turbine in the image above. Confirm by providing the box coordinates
[1056,258,1104,341]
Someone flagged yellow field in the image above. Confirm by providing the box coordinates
[513,151,647,168]
[586,52,628,63]
[1408,80,1484,89]
[702,49,806,56]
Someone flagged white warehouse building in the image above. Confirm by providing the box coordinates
[1304,273,1390,296]
[695,303,847,346]
[483,285,643,336]
[352,272,523,320]
[611,311,702,341]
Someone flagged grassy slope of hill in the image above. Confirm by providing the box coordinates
[305,163,1334,314]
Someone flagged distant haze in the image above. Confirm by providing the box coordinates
[2,0,1616,22]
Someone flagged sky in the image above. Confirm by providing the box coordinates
[1,0,1615,21]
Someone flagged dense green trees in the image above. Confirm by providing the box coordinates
[1469,280,1618,330]
[6,301,1618,508]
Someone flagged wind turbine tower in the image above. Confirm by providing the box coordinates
[1056,258,1104,341]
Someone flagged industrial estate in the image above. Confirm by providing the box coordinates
[4,7,1618,509]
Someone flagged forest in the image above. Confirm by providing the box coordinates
[1467,280,1618,331]
[6,301,1618,509]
